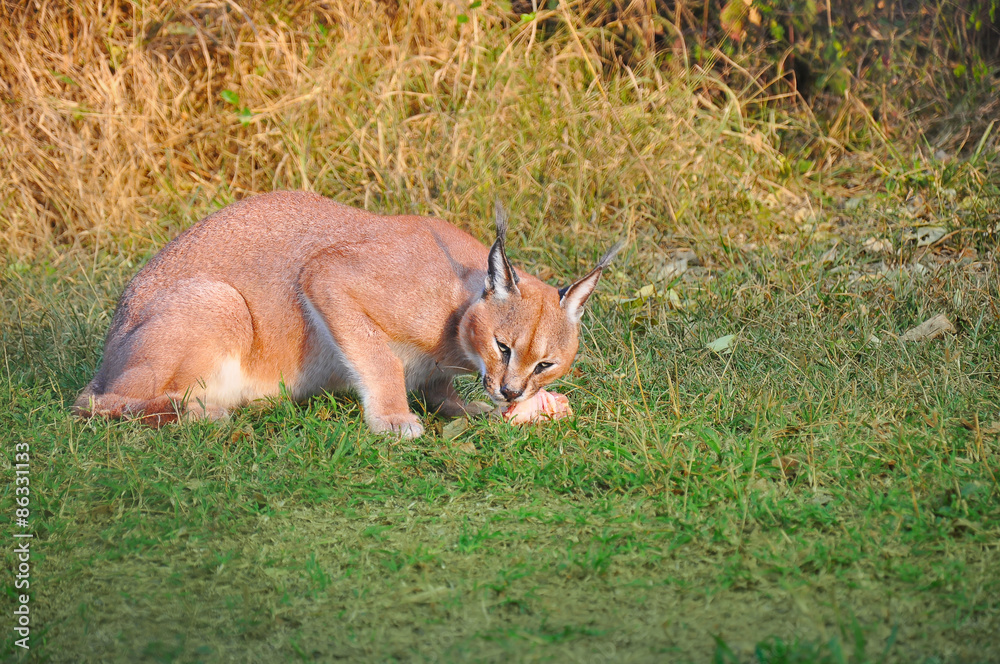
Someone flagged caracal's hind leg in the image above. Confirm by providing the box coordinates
[74,280,254,425]
[72,389,180,427]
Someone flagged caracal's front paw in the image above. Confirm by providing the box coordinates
[433,398,494,419]
[459,400,495,417]
[367,412,425,439]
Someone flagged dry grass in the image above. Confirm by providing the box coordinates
[0,0,799,262]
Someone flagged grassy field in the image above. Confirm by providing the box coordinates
[3,1,1000,662]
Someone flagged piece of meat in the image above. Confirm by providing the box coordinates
[502,389,573,425]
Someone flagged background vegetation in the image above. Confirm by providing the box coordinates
[2,0,998,661]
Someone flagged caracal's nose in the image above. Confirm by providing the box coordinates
[500,386,523,401]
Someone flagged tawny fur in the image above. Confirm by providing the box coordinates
[74,191,616,437]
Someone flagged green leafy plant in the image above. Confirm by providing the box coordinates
[220,89,253,126]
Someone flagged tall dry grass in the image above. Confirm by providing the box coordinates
[0,0,788,263]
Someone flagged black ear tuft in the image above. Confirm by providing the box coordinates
[595,239,626,271]
[559,239,626,322]
[494,200,510,246]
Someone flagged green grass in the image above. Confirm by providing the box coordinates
[3,186,999,662]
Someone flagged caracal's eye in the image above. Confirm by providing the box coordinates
[533,361,553,375]
[496,339,511,363]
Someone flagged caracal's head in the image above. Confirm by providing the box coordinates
[459,204,623,407]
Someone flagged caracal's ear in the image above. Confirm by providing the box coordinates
[559,239,625,322]
[484,201,520,300]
